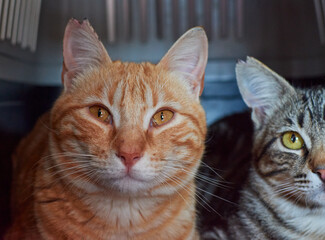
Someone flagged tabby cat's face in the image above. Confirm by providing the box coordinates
[237,57,325,207]
[48,20,207,196]
[254,88,325,206]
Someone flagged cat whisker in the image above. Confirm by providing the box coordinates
[171,174,236,207]
[31,152,95,170]
[50,168,90,181]
[42,152,96,160]
[47,164,91,178]
[158,173,194,212]
[39,118,59,135]
[160,172,219,215]
[162,157,225,175]
[293,193,305,206]
[61,169,99,193]
[163,165,230,188]
[45,160,92,171]
[273,187,303,203]
[200,161,224,180]
[22,167,95,204]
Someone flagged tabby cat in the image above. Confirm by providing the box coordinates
[5,19,208,239]
[200,57,325,239]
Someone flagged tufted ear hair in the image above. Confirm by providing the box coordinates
[158,27,208,100]
[236,57,296,128]
[62,19,111,90]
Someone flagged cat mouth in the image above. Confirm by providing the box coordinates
[107,170,151,185]
[110,175,153,193]
[97,167,156,193]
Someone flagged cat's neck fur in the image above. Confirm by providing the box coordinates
[35,165,198,239]
[233,169,325,240]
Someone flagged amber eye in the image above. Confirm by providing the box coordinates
[89,106,110,122]
[152,110,174,126]
[282,131,304,150]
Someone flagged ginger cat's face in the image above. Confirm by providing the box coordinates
[49,19,208,196]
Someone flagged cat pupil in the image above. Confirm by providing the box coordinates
[160,112,164,121]
[98,108,102,118]
[291,133,296,143]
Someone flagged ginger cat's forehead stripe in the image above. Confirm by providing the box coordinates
[143,80,155,109]
[107,80,119,106]
[111,80,124,108]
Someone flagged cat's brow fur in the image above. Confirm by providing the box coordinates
[200,58,325,240]
[5,19,208,239]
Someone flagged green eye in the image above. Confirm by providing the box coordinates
[282,131,304,150]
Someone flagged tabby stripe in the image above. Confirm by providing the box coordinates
[297,112,304,128]
[246,182,300,236]
[37,198,65,204]
[108,80,119,105]
[285,117,293,125]
[262,168,288,178]
[162,164,197,190]
[308,107,314,121]
[301,94,308,104]
[181,112,206,137]
[255,137,277,165]
[152,86,159,107]
[238,202,275,239]
[294,173,306,179]
[119,82,128,107]
[132,186,194,239]
[222,215,251,240]
[51,106,86,129]
[301,149,309,165]
[139,78,148,103]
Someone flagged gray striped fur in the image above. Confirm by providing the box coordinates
[200,57,325,239]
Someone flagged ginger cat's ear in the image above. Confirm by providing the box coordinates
[62,19,111,90]
[158,27,208,99]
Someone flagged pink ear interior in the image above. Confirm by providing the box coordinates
[63,19,80,75]
[62,19,111,89]
[158,27,208,99]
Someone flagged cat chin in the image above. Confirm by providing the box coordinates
[106,176,154,195]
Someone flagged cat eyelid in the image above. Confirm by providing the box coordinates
[87,103,111,112]
[154,107,176,113]
[277,138,305,155]
[277,126,299,134]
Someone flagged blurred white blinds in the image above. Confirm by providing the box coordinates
[0,0,42,52]
[103,0,245,43]
[314,0,325,44]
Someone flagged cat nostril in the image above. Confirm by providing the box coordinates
[116,152,142,168]
[316,169,325,182]
[316,172,322,180]
[116,153,125,161]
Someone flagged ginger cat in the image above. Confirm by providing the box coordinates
[5,19,208,239]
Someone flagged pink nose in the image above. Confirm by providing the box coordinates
[316,169,325,182]
[117,151,142,169]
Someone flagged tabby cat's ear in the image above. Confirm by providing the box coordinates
[62,19,111,90]
[236,57,295,127]
[158,27,208,99]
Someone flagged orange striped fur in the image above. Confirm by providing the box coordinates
[6,19,208,239]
